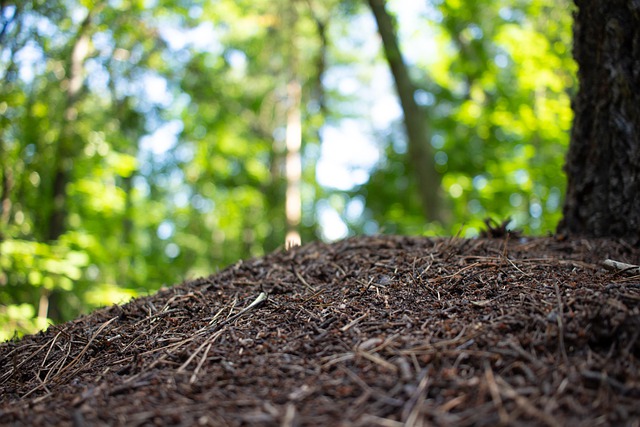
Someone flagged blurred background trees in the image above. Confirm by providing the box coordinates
[0,0,575,339]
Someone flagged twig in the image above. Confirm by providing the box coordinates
[553,281,569,366]
[189,342,213,384]
[0,337,57,385]
[320,352,355,369]
[603,259,640,275]
[442,262,481,279]
[580,369,630,393]
[49,317,118,382]
[41,340,72,385]
[301,288,325,303]
[203,306,229,330]
[178,336,211,373]
[23,316,118,398]
[358,414,404,427]
[495,376,562,427]
[330,262,347,276]
[40,331,62,372]
[504,341,545,370]
[140,292,267,363]
[207,292,268,332]
[340,366,403,407]
[282,402,297,427]
[357,350,397,372]
[340,311,369,332]
[402,368,429,426]
[293,267,315,291]
[484,361,509,425]
[504,256,531,276]
[437,394,466,412]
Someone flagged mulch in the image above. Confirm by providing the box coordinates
[1,235,639,426]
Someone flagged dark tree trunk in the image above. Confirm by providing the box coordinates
[44,5,103,322]
[47,9,94,242]
[558,0,640,242]
[0,147,12,234]
[367,0,443,223]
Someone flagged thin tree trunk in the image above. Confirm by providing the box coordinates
[558,0,640,242]
[282,2,303,249]
[120,175,134,283]
[285,80,302,248]
[367,0,442,222]
[266,116,286,251]
[47,8,97,242]
[43,5,102,321]
[306,0,329,114]
[0,149,12,233]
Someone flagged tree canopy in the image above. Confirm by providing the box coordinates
[0,0,576,339]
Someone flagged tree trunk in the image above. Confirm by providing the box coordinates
[0,149,12,234]
[367,0,443,223]
[285,80,302,248]
[43,5,102,321]
[47,9,95,242]
[281,3,303,249]
[558,0,640,242]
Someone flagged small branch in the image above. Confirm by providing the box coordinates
[602,259,640,275]
[357,350,397,373]
[580,369,630,393]
[189,342,213,384]
[553,282,569,366]
[340,311,369,332]
[178,336,211,373]
[496,376,562,427]
[484,361,509,425]
[402,368,429,424]
[22,316,118,398]
[207,292,268,332]
[293,267,315,291]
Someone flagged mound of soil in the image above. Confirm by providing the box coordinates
[1,235,639,426]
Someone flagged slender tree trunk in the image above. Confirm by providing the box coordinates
[558,0,640,242]
[0,149,12,234]
[43,5,102,321]
[285,80,302,248]
[307,0,329,114]
[266,119,286,251]
[281,2,303,249]
[47,10,94,242]
[119,175,134,283]
[367,0,442,222]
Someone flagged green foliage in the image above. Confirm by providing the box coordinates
[0,0,576,339]
[0,304,49,342]
[338,0,576,237]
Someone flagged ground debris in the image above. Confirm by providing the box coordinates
[1,235,639,426]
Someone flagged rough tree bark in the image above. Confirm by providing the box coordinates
[367,0,443,223]
[558,0,640,242]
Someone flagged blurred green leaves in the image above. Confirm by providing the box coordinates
[0,0,576,340]
[1,239,88,290]
[351,0,576,237]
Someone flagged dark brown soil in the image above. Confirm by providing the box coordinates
[1,235,640,426]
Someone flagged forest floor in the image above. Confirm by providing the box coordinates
[1,235,639,426]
